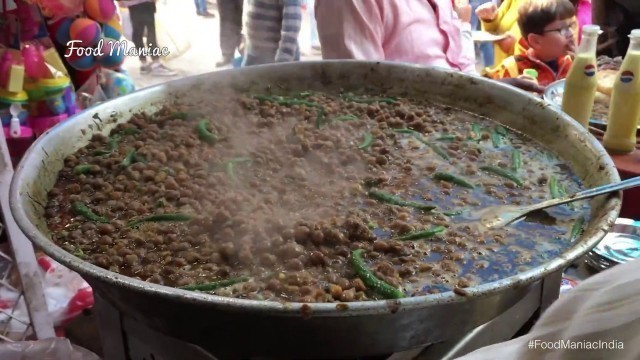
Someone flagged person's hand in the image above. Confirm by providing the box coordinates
[455,3,472,24]
[475,2,498,22]
[497,34,516,53]
[498,78,545,94]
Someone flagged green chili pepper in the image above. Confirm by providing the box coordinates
[425,142,450,161]
[393,128,420,135]
[225,157,252,183]
[436,134,456,141]
[358,132,374,150]
[491,132,501,148]
[127,213,193,228]
[511,149,522,172]
[441,210,464,217]
[71,202,109,223]
[350,249,404,299]
[433,172,475,189]
[549,175,562,199]
[368,190,435,211]
[93,135,121,156]
[480,166,523,186]
[333,114,359,122]
[495,125,508,137]
[179,277,250,292]
[196,120,218,144]
[395,226,446,241]
[92,149,112,156]
[471,123,482,140]
[342,94,396,104]
[73,164,94,175]
[170,112,189,120]
[73,248,86,259]
[121,149,137,167]
[569,215,586,242]
[315,108,326,129]
[393,129,450,161]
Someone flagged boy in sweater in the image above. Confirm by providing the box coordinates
[486,0,576,87]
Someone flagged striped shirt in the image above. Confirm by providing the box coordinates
[244,0,302,65]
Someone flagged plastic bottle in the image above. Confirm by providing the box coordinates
[603,30,640,154]
[561,25,601,128]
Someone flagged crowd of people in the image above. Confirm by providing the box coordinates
[118,0,640,92]
[120,0,592,90]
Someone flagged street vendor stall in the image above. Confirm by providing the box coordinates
[8,61,625,359]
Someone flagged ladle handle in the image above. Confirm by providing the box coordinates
[572,176,640,201]
[532,176,640,211]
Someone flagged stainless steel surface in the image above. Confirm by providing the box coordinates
[96,271,561,360]
[588,217,640,268]
[480,176,640,229]
[9,61,622,358]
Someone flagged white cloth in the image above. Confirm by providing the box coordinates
[456,259,640,359]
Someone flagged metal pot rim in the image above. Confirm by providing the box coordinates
[9,61,621,316]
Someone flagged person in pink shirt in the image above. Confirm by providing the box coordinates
[315,0,477,74]
[314,0,544,93]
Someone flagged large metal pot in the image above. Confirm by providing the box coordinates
[10,62,621,359]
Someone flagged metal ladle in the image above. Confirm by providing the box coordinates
[479,176,640,229]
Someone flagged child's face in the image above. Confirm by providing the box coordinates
[530,19,576,61]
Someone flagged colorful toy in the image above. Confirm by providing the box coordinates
[69,18,101,47]
[97,37,124,69]
[66,49,96,71]
[22,45,52,80]
[0,89,29,127]
[102,14,123,40]
[52,17,74,45]
[84,0,116,23]
[101,69,135,99]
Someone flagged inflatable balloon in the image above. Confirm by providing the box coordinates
[84,0,116,23]
[69,18,101,47]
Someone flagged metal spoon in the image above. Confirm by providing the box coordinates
[479,176,640,229]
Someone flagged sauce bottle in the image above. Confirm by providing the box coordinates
[603,30,640,154]
[561,25,601,128]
